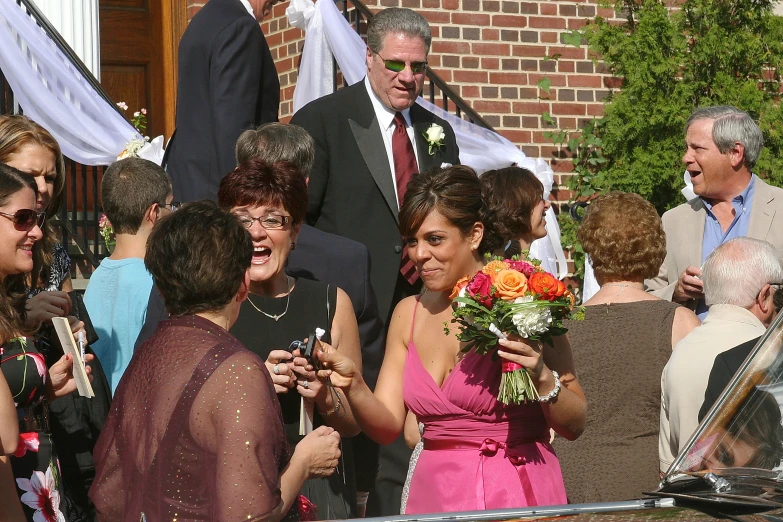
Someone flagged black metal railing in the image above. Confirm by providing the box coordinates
[1,0,121,270]
[336,0,494,130]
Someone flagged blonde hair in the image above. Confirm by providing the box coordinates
[0,115,67,289]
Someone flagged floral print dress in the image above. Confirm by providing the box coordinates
[2,337,67,522]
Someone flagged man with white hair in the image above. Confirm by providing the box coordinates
[659,237,782,472]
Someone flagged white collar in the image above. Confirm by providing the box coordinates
[364,76,412,130]
[237,0,256,19]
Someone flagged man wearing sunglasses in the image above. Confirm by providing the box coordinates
[291,7,459,518]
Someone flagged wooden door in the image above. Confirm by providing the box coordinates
[99,0,186,140]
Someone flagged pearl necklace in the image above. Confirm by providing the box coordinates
[246,276,292,321]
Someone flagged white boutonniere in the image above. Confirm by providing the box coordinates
[423,123,445,155]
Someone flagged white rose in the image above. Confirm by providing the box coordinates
[456,285,468,308]
[426,124,445,142]
[511,295,552,338]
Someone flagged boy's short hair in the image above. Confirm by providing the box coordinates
[101,157,171,234]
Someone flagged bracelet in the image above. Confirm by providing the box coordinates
[538,370,561,403]
[316,404,338,417]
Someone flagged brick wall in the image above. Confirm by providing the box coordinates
[186,0,621,270]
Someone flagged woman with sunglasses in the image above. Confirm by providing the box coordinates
[0,163,92,522]
[0,115,112,522]
[217,159,361,520]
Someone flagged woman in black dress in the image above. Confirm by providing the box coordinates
[217,158,361,520]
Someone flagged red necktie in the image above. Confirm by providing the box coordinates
[392,112,420,285]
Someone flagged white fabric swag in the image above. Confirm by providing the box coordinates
[0,0,136,165]
[287,0,568,278]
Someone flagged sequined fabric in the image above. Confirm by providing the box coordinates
[90,315,289,521]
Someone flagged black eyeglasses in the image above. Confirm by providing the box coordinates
[375,51,427,74]
[0,209,45,230]
[160,201,182,212]
[235,214,291,230]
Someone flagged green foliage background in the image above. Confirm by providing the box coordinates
[555,0,783,278]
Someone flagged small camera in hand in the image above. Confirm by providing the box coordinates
[288,332,319,370]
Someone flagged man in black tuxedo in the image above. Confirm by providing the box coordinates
[290,7,459,325]
[165,0,280,202]
[291,8,459,516]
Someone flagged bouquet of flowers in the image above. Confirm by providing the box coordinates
[449,255,583,405]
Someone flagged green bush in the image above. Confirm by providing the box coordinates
[557,0,783,278]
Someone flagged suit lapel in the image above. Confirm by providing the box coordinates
[748,178,775,240]
[348,84,399,223]
[685,199,706,267]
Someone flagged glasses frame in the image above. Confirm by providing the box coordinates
[0,209,46,231]
[159,201,182,212]
[375,51,428,74]
[236,214,292,230]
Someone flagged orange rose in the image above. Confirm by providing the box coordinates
[495,269,528,300]
[529,271,563,301]
[482,260,510,282]
[449,276,471,300]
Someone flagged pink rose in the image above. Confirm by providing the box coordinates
[467,272,494,308]
[506,260,536,277]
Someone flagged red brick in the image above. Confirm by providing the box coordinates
[490,72,528,85]
[604,76,623,89]
[568,75,603,88]
[519,87,538,99]
[472,42,511,55]
[443,0,460,9]
[424,10,451,22]
[528,72,567,86]
[546,46,586,60]
[597,7,616,18]
[540,32,559,43]
[187,5,203,20]
[481,57,500,69]
[587,104,606,117]
[491,15,528,28]
[462,85,480,98]
[529,16,566,29]
[512,45,548,57]
[452,12,490,24]
[453,70,489,83]
[462,56,480,68]
[540,3,557,15]
[402,0,421,7]
[512,101,546,114]
[422,0,440,7]
[266,32,284,47]
[482,28,500,40]
[432,41,471,54]
[568,18,588,30]
[275,58,294,74]
[557,60,575,73]
[551,103,587,116]
[501,130,533,143]
[521,145,540,157]
[559,117,576,129]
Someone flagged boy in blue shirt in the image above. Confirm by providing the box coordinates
[84,157,174,394]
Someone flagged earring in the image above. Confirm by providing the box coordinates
[291,242,297,250]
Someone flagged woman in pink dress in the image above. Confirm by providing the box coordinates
[320,166,586,514]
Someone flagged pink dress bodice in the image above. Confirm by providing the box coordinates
[401,299,567,514]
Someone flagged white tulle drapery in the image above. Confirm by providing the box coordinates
[0,0,136,165]
[286,0,568,278]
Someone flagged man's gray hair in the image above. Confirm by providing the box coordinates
[685,105,764,168]
[703,237,783,308]
[367,8,431,55]
[235,122,314,177]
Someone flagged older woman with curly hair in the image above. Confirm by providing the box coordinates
[552,191,700,504]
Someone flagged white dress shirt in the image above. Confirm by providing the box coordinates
[364,76,421,210]
[237,0,256,19]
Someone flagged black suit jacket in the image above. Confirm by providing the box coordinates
[166,0,280,202]
[290,80,460,321]
[287,224,384,389]
[699,336,761,422]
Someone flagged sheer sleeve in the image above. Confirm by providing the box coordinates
[191,350,289,522]
[90,422,125,521]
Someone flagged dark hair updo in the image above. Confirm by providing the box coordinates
[480,166,544,243]
[399,165,503,255]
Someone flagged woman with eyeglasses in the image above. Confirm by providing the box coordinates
[0,163,93,522]
[217,158,361,520]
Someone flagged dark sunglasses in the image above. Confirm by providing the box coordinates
[0,209,45,230]
[376,51,427,74]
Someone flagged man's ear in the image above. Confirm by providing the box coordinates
[145,203,160,225]
[758,283,773,315]
[728,142,746,169]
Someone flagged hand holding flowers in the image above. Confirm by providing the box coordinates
[449,255,582,405]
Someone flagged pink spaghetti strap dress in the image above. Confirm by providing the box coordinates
[402,297,567,514]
